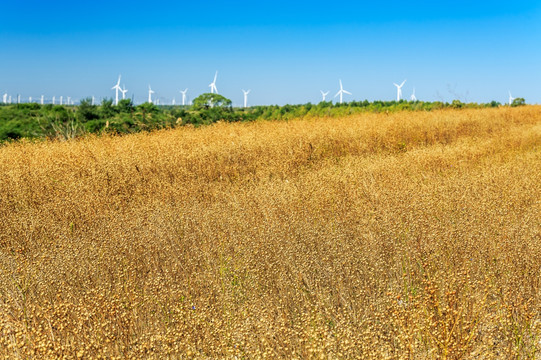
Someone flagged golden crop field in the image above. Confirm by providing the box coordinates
[1,107,540,359]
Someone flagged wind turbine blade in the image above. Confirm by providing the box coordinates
[343,90,352,95]
[214,71,218,83]
[393,83,399,87]
[335,91,341,98]
[400,79,406,87]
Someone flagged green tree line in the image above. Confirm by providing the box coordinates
[0,94,525,142]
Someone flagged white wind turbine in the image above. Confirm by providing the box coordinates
[334,79,351,104]
[410,87,417,101]
[148,85,154,103]
[508,91,515,105]
[67,96,71,105]
[2,93,7,104]
[52,96,56,105]
[29,96,32,103]
[40,95,44,105]
[180,89,188,105]
[393,79,406,101]
[320,90,329,101]
[120,85,128,100]
[92,96,95,106]
[111,75,122,105]
[209,71,218,94]
[242,89,251,108]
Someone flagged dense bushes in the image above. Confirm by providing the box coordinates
[0,95,520,142]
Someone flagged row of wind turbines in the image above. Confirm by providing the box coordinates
[319,79,516,105]
[2,73,520,107]
[111,71,400,108]
[112,72,252,108]
[114,72,411,107]
[322,79,412,103]
[111,75,189,106]
[1,93,76,106]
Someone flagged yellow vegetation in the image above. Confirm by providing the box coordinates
[1,107,541,358]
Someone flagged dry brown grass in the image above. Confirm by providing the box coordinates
[1,107,541,359]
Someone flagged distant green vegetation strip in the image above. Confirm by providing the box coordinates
[0,93,525,142]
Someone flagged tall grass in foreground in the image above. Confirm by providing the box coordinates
[0,107,540,359]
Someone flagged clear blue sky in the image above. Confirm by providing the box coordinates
[1,0,540,105]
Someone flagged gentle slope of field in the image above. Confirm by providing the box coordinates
[1,107,540,358]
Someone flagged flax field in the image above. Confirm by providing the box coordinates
[1,107,541,359]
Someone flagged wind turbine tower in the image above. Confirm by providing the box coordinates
[410,88,417,101]
[92,96,95,106]
[29,96,32,103]
[334,79,351,104]
[41,95,44,105]
[180,89,188,106]
[393,79,406,101]
[2,93,7,104]
[320,90,329,102]
[52,96,55,105]
[508,91,515,105]
[242,89,251,108]
[112,75,122,105]
[148,85,155,104]
[67,97,71,105]
[120,85,128,100]
[60,96,63,105]
[209,71,218,94]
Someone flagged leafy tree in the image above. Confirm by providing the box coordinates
[117,99,135,113]
[77,97,99,121]
[192,93,232,110]
[137,102,158,113]
[134,102,159,123]
[100,98,115,118]
[451,100,464,109]
[511,98,526,107]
